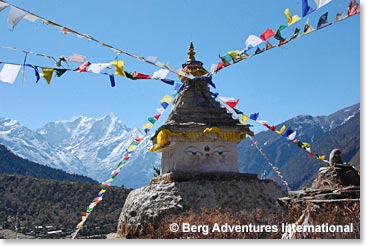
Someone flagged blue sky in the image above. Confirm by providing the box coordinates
[0,0,360,133]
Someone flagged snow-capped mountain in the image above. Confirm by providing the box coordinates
[36,113,161,188]
[0,118,85,174]
[0,114,161,188]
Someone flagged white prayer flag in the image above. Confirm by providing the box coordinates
[0,64,21,84]
[8,6,28,30]
[314,0,332,9]
[245,35,263,51]
[24,13,39,22]
[152,69,169,80]
[0,2,9,12]
[87,63,111,73]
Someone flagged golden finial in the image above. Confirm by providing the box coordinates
[187,41,196,62]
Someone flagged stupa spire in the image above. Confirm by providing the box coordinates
[187,41,196,62]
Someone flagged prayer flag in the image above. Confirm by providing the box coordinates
[156,107,165,114]
[111,60,126,76]
[107,74,115,87]
[260,28,276,41]
[249,112,259,121]
[302,0,315,17]
[317,12,331,29]
[233,108,243,114]
[282,128,294,137]
[148,117,156,124]
[309,152,315,158]
[288,131,297,140]
[289,28,301,41]
[69,54,85,63]
[276,125,286,134]
[316,154,326,160]
[0,64,21,84]
[335,12,347,22]
[160,94,173,104]
[275,25,287,41]
[128,145,138,152]
[0,2,9,12]
[254,47,264,55]
[152,69,169,80]
[284,8,301,26]
[88,63,111,73]
[154,114,161,120]
[348,0,360,16]
[24,13,39,22]
[302,18,315,35]
[55,69,68,77]
[8,6,27,31]
[74,61,91,72]
[245,35,263,51]
[25,64,40,83]
[218,97,239,108]
[161,79,174,85]
[314,0,332,9]
[132,71,151,80]
[265,41,275,50]
[41,67,54,84]
[241,114,249,124]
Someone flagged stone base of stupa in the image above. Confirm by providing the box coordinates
[116,172,285,238]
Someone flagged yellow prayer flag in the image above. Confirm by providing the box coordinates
[227,50,240,59]
[284,8,301,26]
[105,178,114,183]
[111,60,126,76]
[160,94,173,104]
[142,122,153,129]
[128,145,138,152]
[275,125,286,134]
[317,155,326,160]
[41,68,54,84]
[241,114,249,124]
[301,142,311,148]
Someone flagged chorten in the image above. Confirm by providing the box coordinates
[150,42,253,173]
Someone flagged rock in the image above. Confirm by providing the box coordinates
[311,163,360,189]
[117,172,285,238]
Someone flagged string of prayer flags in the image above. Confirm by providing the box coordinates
[249,136,291,193]
[348,0,360,16]
[314,0,332,9]
[317,12,332,29]
[260,28,276,41]
[302,0,315,17]
[284,8,301,26]
[71,82,183,239]
[0,63,21,83]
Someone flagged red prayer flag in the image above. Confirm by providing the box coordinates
[132,72,151,80]
[225,99,239,108]
[74,61,91,72]
[309,152,315,158]
[135,137,143,142]
[260,28,276,41]
[154,114,161,120]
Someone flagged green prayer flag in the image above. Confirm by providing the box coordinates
[55,68,67,77]
[148,117,157,124]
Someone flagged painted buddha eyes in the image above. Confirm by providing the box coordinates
[184,145,229,157]
[184,147,203,156]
